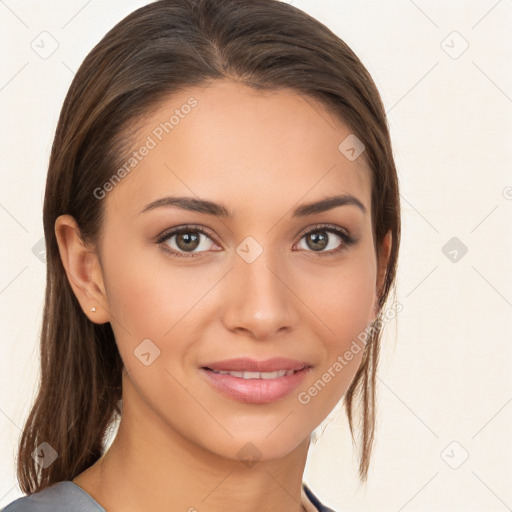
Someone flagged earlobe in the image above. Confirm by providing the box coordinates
[54,214,109,324]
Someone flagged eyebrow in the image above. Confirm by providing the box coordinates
[140,193,366,217]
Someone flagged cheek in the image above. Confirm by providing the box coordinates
[294,266,374,414]
[332,275,375,344]
[101,241,222,370]
[297,253,376,394]
[305,257,376,344]
[101,236,195,330]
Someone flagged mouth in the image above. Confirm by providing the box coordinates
[208,368,298,379]
[200,358,311,404]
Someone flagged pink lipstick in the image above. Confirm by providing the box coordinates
[201,357,311,404]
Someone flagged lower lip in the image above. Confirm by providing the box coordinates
[201,367,310,404]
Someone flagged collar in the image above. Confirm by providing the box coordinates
[301,484,321,512]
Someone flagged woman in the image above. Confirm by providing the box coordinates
[3,0,400,510]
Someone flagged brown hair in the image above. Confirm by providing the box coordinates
[17,0,400,494]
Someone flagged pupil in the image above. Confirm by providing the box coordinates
[177,232,199,251]
[308,232,327,251]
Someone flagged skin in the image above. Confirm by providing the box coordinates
[55,79,392,512]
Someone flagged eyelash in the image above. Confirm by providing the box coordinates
[155,223,356,259]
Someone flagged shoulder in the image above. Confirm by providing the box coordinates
[1,481,105,512]
[302,483,339,512]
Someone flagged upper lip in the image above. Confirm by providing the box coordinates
[203,357,309,372]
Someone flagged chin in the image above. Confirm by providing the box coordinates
[190,416,315,465]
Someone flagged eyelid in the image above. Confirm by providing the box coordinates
[295,222,351,240]
[156,224,216,241]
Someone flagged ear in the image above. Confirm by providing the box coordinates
[372,230,393,319]
[54,214,109,324]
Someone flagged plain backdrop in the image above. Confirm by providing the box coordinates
[1,1,511,511]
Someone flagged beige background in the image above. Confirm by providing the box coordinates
[1,1,511,510]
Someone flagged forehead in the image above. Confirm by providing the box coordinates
[106,80,372,221]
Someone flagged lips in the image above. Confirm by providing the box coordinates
[209,369,295,379]
[204,357,307,373]
[200,358,311,404]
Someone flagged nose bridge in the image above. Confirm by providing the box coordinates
[222,237,296,339]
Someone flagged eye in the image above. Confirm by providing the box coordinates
[156,223,356,259]
[156,225,219,258]
[295,224,356,256]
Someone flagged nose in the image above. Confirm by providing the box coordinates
[221,249,298,341]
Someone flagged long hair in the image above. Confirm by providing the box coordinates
[16,0,401,494]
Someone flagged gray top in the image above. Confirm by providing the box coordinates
[2,481,337,512]
[1,482,104,512]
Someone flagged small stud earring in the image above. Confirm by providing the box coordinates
[90,306,96,312]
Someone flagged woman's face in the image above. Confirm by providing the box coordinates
[92,80,389,462]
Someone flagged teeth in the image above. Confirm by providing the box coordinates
[211,369,296,379]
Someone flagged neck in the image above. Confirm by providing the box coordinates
[74,379,311,512]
